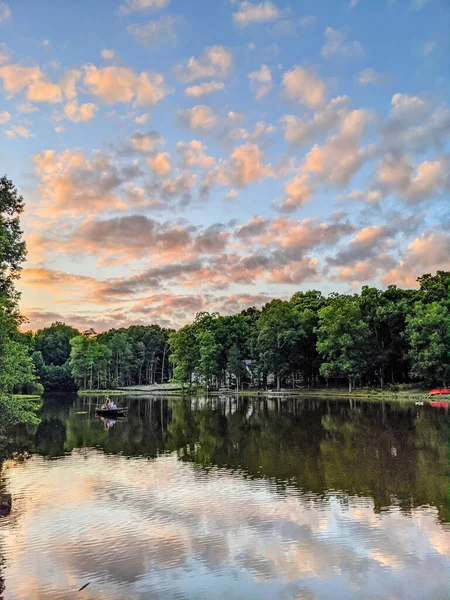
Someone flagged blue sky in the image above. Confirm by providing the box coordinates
[0,0,449,331]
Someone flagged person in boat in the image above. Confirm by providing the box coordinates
[109,401,117,410]
[101,396,111,410]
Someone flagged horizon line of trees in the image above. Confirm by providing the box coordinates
[167,272,450,392]
[15,269,450,393]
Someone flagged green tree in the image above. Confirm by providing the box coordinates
[35,322,80,366]
[0,175,26,303]
[405,301,450,386]
[169,324,200,385]
[255,300,304,390]
[316,295,371,391]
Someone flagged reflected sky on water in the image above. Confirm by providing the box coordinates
[0,395,449,599]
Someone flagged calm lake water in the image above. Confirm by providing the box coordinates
[0,394,449,599]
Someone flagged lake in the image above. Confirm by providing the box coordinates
[0,394,449,599]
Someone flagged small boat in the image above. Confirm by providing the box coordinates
[429,388,450,396]
[95,408,127,417]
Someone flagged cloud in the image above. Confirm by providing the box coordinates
[0,110,10,123]
[278,108,372,212]
[124,130,163,154]
[278,173,313,212]
[5,125,33,139]
[60,69,81,101]
[375,153,450,203]
[174,46,232,83]
[281,95,351,148]
[32,148,137,215]
[381,230,450,287]
[83,65,172,106]
[0,42,11,64]
[185,81,225,97]
[224,189,238,200]
[423,41,436,55]
[321,27,364,59]
[282,66,326,109]
[127,15,177,46]
[17,102,38,113]
[356,68,388,85]
[135,113,150,124]
[205,142,275,189]
[266,256,320,284]
[178,105,217,132]
[0,2,10,25]
[248,64,272,99]
[148,152,171,176]
[119,0,170,15]
[176,140,215,169]
[379,94,450,156]
[0,64,42,95]
[63,100,98,122]
[301,108,372,186]
[27,78,63,103]
[101,49,115,59]
[233,1,281,27]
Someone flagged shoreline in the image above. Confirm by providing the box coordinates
[74,387,437,402]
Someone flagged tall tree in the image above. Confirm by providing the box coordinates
[35,322,80,366]
[0,175,27,303]
[405,301,450,386]
[316,295,371,392]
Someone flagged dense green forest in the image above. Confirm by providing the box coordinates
[24,272,449,393]
[1,174,449,395]
[0,176,42,452]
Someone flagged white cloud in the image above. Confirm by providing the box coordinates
[64,100,98,123]
[321,27,364,59]
[119,0,170,15]
[83,65,172,106]
[5,125,33,139]
[101,49,115,59]
[177,140,215,169]
[0,110,10,124]
[0,42,11,64]
[0,2,11,25]
[233,1,281,27]
[135,113,150,124]
[356,68,388,85]
[248,64,272,99]
[282,66,326,109]
[224,189,238,200]
[148,151,171,175]
[174,46,233,83]
[185,81,225,97]
[17,102,38,113]
[281,95,351,148]
[128,15,177,46]
[178,105,217,132]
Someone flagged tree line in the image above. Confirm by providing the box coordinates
[168,272,450,391]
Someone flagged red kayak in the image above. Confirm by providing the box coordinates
[429,388,450,395]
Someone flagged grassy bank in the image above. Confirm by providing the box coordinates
[77,389,126,396]
[12,394,42,400]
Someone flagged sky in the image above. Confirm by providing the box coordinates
[0,0,449,332]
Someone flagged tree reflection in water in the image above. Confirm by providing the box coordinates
[5,394,449,524]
